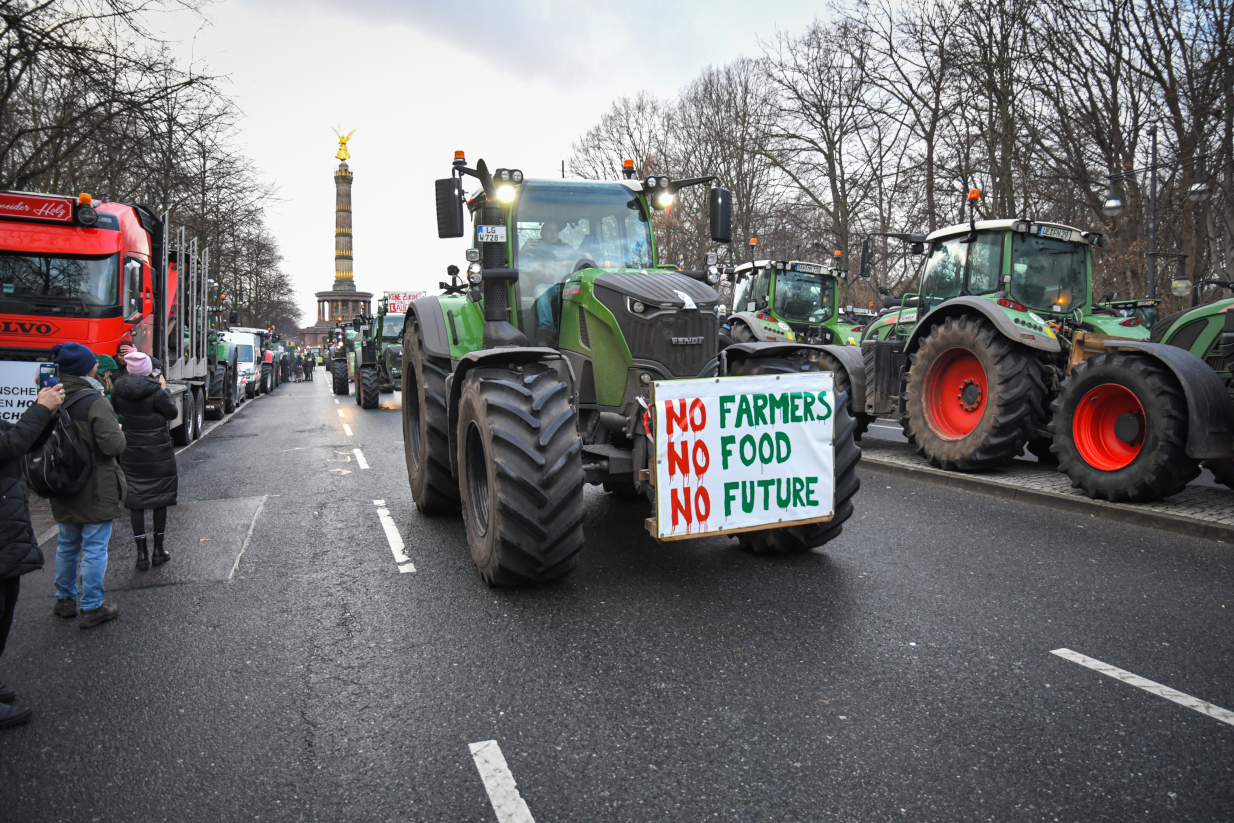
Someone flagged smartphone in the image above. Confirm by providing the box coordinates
[151,367,162,378]
[38,363,58,389]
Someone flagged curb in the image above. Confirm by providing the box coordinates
[862,455,1234,544]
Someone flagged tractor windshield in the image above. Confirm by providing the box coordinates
[773,270,833,324]
[1009,234,1087,313]
[512,180,652,344]
[381,314,404,338]
[0,251,120,315]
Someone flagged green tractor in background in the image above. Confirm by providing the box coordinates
[204,330,239,419]
[724,257,848,346]
[400,154,863,585]
[352,294,405,410]
[849,194,1233,499]
[329,326,351,396]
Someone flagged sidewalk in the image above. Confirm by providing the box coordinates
[861,438,1234,543]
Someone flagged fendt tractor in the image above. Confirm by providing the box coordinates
[0,190,214,444]
[204,327,240,419]
[400,154,863,585]
[724,257,846,346]
[844,190,1234,501]
[329,325,353,396]
[350,296,406,409]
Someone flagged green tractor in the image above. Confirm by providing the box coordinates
[724,258,848,346]
[204,331,239,419]
[328,325,351,396]
[836,306,879,346]
[352,294,405,410]
[1046,287,1234,500]
[400,155,863,585]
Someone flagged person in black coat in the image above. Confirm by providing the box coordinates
[113,352,178,570]
[0,383,64,729]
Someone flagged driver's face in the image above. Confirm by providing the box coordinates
[540,222,561,243]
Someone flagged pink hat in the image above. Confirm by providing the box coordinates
[124,351,152,377]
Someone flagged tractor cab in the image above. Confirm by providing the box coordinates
[726,259,839,345]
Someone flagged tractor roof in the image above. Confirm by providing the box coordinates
[734,259,831,273]
[925,219,1090,244]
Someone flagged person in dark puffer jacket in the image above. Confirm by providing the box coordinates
[0,383,64,729]
[111,352,178,570]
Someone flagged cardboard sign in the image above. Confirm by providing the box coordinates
[0,361,44,422]
[385,291,425,313]
[0,192,74,223]
[653,372,835,540]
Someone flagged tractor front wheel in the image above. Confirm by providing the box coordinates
[1050,352,1198,501]
[358,365,380,409]
[904,316,1044,470]
[727,352,861,555]
[811,349,872,440]
[331,359,349,395]
[403,320,460,515]
[457,362,585,585]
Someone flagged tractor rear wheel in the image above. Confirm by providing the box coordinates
[1203,458,1234,490]
[223,366,237,414]
[904,316,1045,470]
[206,365,226,419]
[457,362,585,585]
[727,352,861,555]
[811,349,872,440]
[331,359,348,395]
[358,365,380,409]
[403,319,460,515]
[730,320,757,344]
[1050,352,1198,501]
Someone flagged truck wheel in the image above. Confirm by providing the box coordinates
[404,321,460,515]
[358,365,380,409]
[1203,458,1234,490]
[457,362,585,585]
[224,368,237,414]
[192,388,204,440]
[245,378,255,400]
[727,352,861,554]
[331,359,348,395]
[904,316,1044,470]
[812,350,872,441]
[173,392,194,447]
[1050,352,1198,501]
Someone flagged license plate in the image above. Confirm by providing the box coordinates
[1036,225,1071,241]
[477,225,506,243]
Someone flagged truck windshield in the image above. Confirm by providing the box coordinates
[382,314,404,338]
[773,270,833,323]
[1010,235,1087,313]
[234,344,254,363]
[0,252,119,311]
[512,180,652,344]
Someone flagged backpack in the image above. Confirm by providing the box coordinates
[24,389,98,499]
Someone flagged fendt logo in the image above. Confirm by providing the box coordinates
[0,320,60,336]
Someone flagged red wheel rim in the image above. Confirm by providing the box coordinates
[924,347,988,440]
[1073,383,1145,470]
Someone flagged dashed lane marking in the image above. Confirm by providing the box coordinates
[338,409,344,417]
[334,398,339,405]
[372,499,414,573]
[343,423,353,436]
[1052,648,1234,727]
[353,448,369,469]
[469,740,535,823]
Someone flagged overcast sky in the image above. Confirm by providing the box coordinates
[156,1,820,325]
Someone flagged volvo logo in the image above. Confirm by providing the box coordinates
[671,336,703,345]
[0,320,59,336]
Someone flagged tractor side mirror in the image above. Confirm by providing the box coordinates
[228,310,238,324]
[910,242,924,255]
[435,178,465,239]
[859,238,871,278]
[709,187,732,243]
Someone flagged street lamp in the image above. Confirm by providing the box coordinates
[1104,123,1212,299]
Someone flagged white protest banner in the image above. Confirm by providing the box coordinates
[0,361,42,422]
[385,291,425,313]
[652,372,835,540]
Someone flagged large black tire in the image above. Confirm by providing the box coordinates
[331,359,348,395]
[811,349,872,441]
[727,352,861,555]
[403,319,460,515]
[457,362,585,585]
[358,365,380,409]
[206,365,226,420]
[1050,352,1198,501]
[903,316,1045,471]
[1203,458,1234,490]
[731,320,757,344]
[223,366,237,414]
[191,388,204,440]
[172,391,193,447]
[260,363,273,394]
[245,376,255,399]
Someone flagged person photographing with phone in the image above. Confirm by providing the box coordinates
[110,352,178,570]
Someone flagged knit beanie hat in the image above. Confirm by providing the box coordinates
[123,351,152,377]
[51,342,97,376]
[96,354,118,375]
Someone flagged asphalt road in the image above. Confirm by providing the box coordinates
[2,377,1232,822]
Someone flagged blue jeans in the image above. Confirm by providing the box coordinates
[55,522,112,611]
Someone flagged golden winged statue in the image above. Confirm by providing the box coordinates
[333,128,356,161]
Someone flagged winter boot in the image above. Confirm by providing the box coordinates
[134,535,150,571]
[78,603,118,629]
[52,598,78,618]
[151,532,170,566]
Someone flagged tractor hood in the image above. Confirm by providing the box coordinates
[591,271,719,311]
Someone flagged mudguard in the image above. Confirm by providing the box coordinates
[405,295,453,360]
[1103,340,1234,459]
[445,347,578,476]
[906,296,1061,354]
[722,341,865,412]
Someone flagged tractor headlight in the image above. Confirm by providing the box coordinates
[631,300,645,314]
[511,170,523,183]
[467,262,483,284]
[496,183,516,203]
[657,191,674,208]
[707,268,719,285]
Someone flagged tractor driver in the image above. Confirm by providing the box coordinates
[521,221,571,341]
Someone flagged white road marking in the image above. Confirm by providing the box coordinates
[228,494,268,580]
[333,398,339,404]
[343,423,353,436]
[469,740,535,823]
[353,448,369,469]
[1052,648,1234,727]
[373,499,414,573]
[338,409,344,417]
